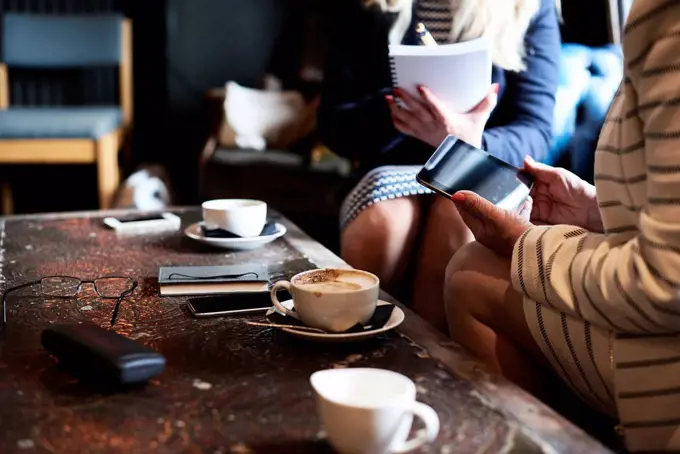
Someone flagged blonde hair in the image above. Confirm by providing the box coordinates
[366,0,548,72]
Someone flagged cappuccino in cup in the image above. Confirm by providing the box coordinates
[270,268,379,332]
[294,269,377,292]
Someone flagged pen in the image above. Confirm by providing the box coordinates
[415,22,438,46]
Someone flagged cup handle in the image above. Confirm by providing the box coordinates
[270,280,299,320]
[391,401,440,453]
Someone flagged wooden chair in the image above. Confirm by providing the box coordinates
[0,14,133,214]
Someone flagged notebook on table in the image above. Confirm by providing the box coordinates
[158,258,320,296]
[158,264,269,296]
[388,36,491,113]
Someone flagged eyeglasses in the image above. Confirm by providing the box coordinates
[1,276,137,332]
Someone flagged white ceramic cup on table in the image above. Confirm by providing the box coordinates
[270,268,379,333]
[201,199,267,238]
[310,368,440,454]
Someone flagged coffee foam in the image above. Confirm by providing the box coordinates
[295,269,377,293]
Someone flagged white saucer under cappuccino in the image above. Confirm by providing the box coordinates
[201,199,267,238]
[270,268,379,333]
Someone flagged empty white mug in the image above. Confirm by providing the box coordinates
[201,199,267,238]
[310,368,440,454]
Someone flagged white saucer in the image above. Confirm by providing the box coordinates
[268,300,405,343]
[184,222,287,250]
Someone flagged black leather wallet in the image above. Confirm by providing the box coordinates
[41,323,166,385]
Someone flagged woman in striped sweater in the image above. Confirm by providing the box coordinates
[445,0,680,450]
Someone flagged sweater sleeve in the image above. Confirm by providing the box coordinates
[481,0,560,167]
[510,3,680,334]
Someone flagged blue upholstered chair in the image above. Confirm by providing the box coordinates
[0,14,133,212]
[547,44,622,182]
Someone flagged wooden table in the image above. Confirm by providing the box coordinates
[0,208,614,454]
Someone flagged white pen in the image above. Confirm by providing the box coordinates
[415,22,438,46]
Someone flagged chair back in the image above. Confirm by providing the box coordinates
[2,13,124,68]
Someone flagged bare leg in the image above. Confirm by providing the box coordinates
[412,197,474,334]
[341,197,422,296]
[444,242,552,399]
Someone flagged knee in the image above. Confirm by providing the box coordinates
[444,242,487,303]
[429,196,460,226]
[444,242,514,328]
[442,244,489,338]
[445,242,486,277]
[428,196,473,245]
[341,198,419,255]
[343,201,399,241]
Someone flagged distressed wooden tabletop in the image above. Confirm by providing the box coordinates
[0,208,613,454]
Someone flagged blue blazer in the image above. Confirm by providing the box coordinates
[317,0,561,170]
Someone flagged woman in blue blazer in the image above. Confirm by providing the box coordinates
[318,0,560,332]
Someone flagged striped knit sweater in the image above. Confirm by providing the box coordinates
[510,0,680,450]
[415,0,453,44]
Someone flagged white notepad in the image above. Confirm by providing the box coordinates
[388,36,492,113]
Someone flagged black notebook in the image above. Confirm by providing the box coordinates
[158,264,269,296]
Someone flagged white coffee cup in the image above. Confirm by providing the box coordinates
[201,199,267,238]
[270,268,379,332]
[310,368,440,454]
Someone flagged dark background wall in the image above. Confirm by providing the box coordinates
[159,0,302,204]
[0,0,328,212]
[166,0,289,111]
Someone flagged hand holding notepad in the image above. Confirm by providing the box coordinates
[388,36,492,114]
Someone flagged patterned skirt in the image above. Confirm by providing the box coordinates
[340,165,433,230]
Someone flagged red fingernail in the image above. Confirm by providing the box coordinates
[417,84,425,92]
[451,193,465,202]
[385,95,393,103]
[493,84,499,94]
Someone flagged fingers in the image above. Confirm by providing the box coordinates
[452,190,531,257]
[451,191,492,221]
[450,190,499,235]
[393,117,415,135]
[523,155,548,171]
[386,95,416,135]
[518,195,533,221]
[394,87,435,123]
[468,83,499,114]
[529,198,549,225]
[416,85,448,123]
[522,155,559,182]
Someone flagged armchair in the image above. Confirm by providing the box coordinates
[0,13,133,213]
[546,0,629,181]
[548,43,622,179]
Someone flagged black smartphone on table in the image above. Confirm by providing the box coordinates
[186,293,272,317]
[416,135,533,212]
